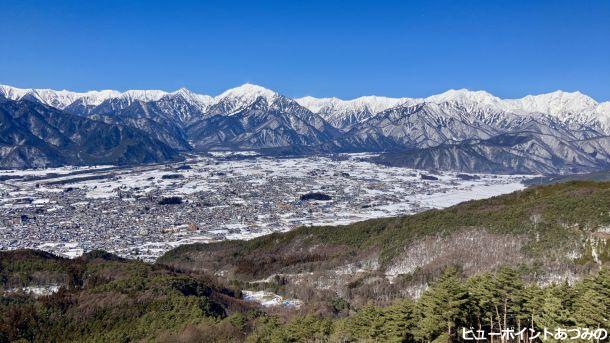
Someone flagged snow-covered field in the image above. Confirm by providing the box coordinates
[0,153,531,260]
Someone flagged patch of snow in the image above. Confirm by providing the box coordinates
[242,290,303,308]
[4,285,60,297]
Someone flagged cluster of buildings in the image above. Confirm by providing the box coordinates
[0,154,527,261]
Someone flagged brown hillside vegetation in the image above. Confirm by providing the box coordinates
[2,250,608,342]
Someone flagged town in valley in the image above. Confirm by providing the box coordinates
[0,153,528,261]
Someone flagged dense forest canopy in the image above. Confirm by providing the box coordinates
[0,250,608,342]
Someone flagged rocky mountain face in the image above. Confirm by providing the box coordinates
[2,83,610,173]
[299,88,610,133]
[336,100,610,173]
[373,133,610,174]
[88,100,193,151]
[77,84,340,152]
[296,95,415,131]
[0,99,179,168]
[187,89,341,150]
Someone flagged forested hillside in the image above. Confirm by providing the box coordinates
[244,267,610,342]
[0,250,255,342]
[1,250,608,342]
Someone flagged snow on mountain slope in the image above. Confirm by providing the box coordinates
[2,82,610,173]
[0,85,29,100]
[218,83,276,101]
[210,83,279,115]
[150,88,215,124]
[594,102,610,130]
[296,95,417,130]
[422,89,606,128]
[2,83,609,132]
[298,88,609,132]
[299,89,510,131]
[0,84,164,109]
[296,95,413,115]
[294,96,334,113]
[115,89,168,102]
[30,89,121,109]
[297,89,509,128]
[504,91,598,118]
[423,89,507,114]
[168,88,214,111]
[0,85,119,109]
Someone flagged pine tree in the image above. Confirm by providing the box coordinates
[383,299,416,343]
[466,273,496,334]
[572,288,607,329]
[335,305,386,341]
[591,267,610,310]
[489,267,525,336]
[521,283,545,341]
[414,267,468,342]
[538,284,574,331]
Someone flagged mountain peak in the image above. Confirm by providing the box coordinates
[0,84,122,108]
[173,87,192,95]
[295,96,342,113]
[165,87,214,110]
[118,89,168,102]
[296,95,411,111]
[212,84,279,114]
[522,90,596,102]
[506,90,598,118]
[218,83,277,100]
[170,87,203,99]
[0,84,30,100]
[425,89,502,107]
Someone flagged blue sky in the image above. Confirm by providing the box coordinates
[1,0,609,100]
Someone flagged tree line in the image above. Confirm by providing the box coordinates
[242,266,609,343]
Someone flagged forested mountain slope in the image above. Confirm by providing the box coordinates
[2,248,609,341]
[0,99,180,168]
[0,250,255,342]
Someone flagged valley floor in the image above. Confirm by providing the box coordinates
[0,153,529,261]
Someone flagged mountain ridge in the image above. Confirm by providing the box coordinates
[2,83,610,173]
[0,99,181,168]
[3,83,609,131]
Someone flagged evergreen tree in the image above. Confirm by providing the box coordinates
[414,267,468,342]
[282,315,332,342]
[572,288,607,329]
[331,305,384,341]
[538,284,574,331]
[465,273,496,333]
[521,283,545,335]
[383,299,416,342]
[489,267,525,334]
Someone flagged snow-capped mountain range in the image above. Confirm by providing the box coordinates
[298,88,610,132]
[2,83,609,130]
[1,83,609,173]
[295,95,416,130]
